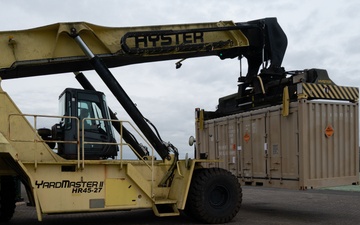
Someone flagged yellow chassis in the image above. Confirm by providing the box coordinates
[0,84,203,221]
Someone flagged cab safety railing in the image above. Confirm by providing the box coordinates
[8,114,155,172]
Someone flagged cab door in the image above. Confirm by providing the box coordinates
[57,88,118,159]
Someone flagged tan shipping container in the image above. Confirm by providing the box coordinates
[195,99,359,190]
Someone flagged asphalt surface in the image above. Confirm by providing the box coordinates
[8,186,360,225]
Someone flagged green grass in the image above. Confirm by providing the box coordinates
[320,175,360,192]
[322,185,360,192]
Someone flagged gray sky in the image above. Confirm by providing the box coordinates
[1,0,359,158]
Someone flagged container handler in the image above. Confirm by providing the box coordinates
[1,17,356,224]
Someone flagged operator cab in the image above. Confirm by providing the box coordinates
[51,88,118,159]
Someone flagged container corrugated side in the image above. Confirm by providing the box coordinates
[298,100,359,189]
[195,100,359,190]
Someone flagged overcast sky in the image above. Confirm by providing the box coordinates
[1,0,359,158]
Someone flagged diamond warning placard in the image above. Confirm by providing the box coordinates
[244,133,250,143]
[325,125,334,138]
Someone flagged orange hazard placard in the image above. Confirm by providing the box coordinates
[232,144,236,150]
[325,125,334,138]
[244,133,250,143]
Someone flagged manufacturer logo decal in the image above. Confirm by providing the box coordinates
[35,180,104,193]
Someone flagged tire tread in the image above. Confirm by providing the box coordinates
[185,168,242,223]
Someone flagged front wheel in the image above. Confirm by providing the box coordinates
[0,176,16,222]
[185,168,242,224]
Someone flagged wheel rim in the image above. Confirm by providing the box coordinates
[209,185,230,208]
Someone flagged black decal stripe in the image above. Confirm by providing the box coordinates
[332,86,342,99]
[301,83,358,101]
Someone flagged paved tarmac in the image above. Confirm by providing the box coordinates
[8,185,360,225]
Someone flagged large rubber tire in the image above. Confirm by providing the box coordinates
[0,176,16,222]
[185,168,242,224]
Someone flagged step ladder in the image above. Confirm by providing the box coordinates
[152,199,180,217]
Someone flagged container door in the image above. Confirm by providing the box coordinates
[227,118,238,174]
[215,121,229,171]
[196,120,218,168]
[267,107,299,180]
[240,113,267,179]
[211,118,238,173]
